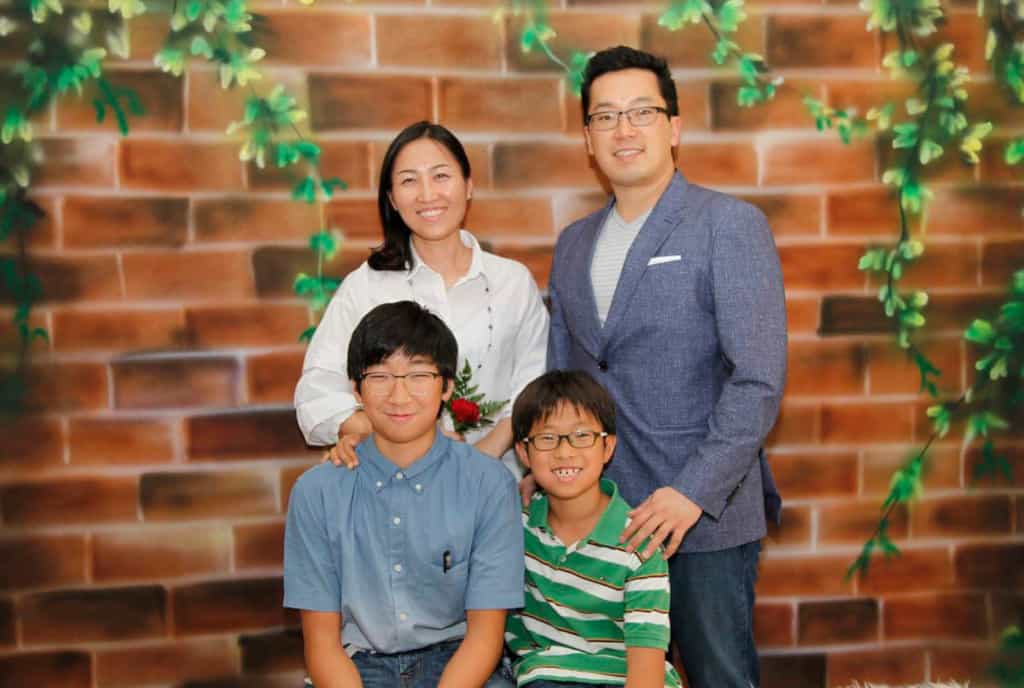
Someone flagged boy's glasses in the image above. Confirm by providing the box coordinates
[522,430,608,451]
[360,371,442,397]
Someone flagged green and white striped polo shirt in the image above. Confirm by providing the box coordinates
[505,478,682,687]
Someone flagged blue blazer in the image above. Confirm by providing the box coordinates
[547,173,787,552]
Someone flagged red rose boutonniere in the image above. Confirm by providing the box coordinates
[444,360,508,435]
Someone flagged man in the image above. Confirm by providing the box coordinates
[542,45,787,688]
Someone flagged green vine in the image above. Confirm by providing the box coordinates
[498,0,590,94]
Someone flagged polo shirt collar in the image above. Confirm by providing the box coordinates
[407,230,487,285]
[527,478,627,546]
[356,429,450,486]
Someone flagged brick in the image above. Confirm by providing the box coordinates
[68,417,176,465]
[175,676,300,688]
[991,592,1024,631]
[913,495,1013,538]
[25,362,109,412]
[968,81,1024,126]
[2,476,138,526]
[927,187,1023,235]
[899,241,980,289]
[494,142,601,190]
[0,416,63,469]
[0,598,12,647]
[235,521,285,570]
[173,576,287,634]
[187,409,309,460]
[739,193,821,237]
[982,240,1024,288]
[309,74,432,131]
[857,547,953,594]
[126,12,173,61]
[827,648,926,687]
[925,292,1007,331]
[770,452,858,499]
[0,652,92,688]
[826,187,902,236]
[878,133,977,184]
[506,12,640,72]
[760,654,826,688]
[678,142,759,187]
[261,11,371,66]
[929,645,995,685]
[764,403,818,447]
[379,15,500,68]
[53,307,188,352]
[186,304,310,348]
[819,295,891,336]
[93,527,231,581]
[754,602,794,647]
[817,500,909,546]
[57,70,183,132]
[35,138,116,187]
[249,140,372,192]
[241,628,305,673]
[247,350,304,404]
[757,554,853,596]
[786,340,866,396]
[767,16,879,68]
[21,196,58,249]
[141,470,278,521]
[554,192,610,229]
[490,244,554,289]
[765,505,811,548]
[862,444,961,495]
[63,196,187,248]
[955,543,1024,589]
[21,585,166,643]
[641,12,763,69]
[465,197,555,237]
[762,139,877,185]
[120,140,244,191]
[194,197,322,242]
[965,443,1024,487]
[820,401,914,444]
[711,80,823,131]
[0,535,87,590]
[884,592,988,640]
[439,77,562,132]
[252,246,365,298]
[881,11,987,72]
[113,357,239,409]
[281,464,312,512]
[323,198,383,240]
[28,255,122,303]
[866,338,963,395]
[122,251,255,300]
[96,638,238,688]
[778,243,866,291]
[786,298,819,334]
[981,136,1023,183]
[186,68,307,132]
[798,598,878,645]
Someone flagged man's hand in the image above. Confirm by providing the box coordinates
[621,487,702,559]
[518,473,537,507]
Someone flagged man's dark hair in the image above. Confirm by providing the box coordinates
[347,301,458,392]
[369,121,472,272]
[580,46,679,126]
[512,370,616,443]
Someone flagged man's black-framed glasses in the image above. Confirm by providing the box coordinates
[359,371,442,396]
[522,430,609,451]
[585,106,670,131]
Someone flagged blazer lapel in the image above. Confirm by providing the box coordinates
[601,173,690,351]
[564,200,613,359]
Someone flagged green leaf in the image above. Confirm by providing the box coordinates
[964,318,995,345]
[299,325,317,343]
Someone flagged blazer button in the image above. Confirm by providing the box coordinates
[598,360,608,371]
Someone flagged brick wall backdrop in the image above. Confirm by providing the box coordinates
[1,0,1022,686]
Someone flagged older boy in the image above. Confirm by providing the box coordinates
[284,301,524,688]
[506,370,681,688]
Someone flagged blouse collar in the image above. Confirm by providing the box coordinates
[407,230,487,287]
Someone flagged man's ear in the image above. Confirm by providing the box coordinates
[669,115,682,148]
[351,379,363,405]
[583,126,594,156]
[514,441,532,471]
[602,433,616,465]
[441,378,454,403]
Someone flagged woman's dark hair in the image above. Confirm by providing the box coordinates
[368,121,472,271]
[580,46,679,126]
[512,370,617,443]
[347,301,458,392]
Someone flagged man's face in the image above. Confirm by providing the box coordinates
[583,69,682,191]
[353,352,452,450]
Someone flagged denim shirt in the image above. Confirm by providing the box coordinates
[284,430,525,653]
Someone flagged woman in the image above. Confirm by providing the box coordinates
[294,121,549,474]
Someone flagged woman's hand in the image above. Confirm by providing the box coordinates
[471,417,513,459]
[440,426,466,442]
[323,411,373,469]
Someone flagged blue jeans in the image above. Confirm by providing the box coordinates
[326,639,511,688]
[524,682,616,687]
[668,540,761,688]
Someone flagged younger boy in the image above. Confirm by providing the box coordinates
[284,300,524,688]
[506,370,682,688]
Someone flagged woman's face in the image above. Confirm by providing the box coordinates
[387,137,473,244]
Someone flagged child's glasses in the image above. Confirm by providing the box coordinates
[522,430,608,451]
[360,371,442,397]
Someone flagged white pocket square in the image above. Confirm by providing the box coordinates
[647,255,682,266]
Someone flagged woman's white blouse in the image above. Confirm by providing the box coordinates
[295,230,549,450]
